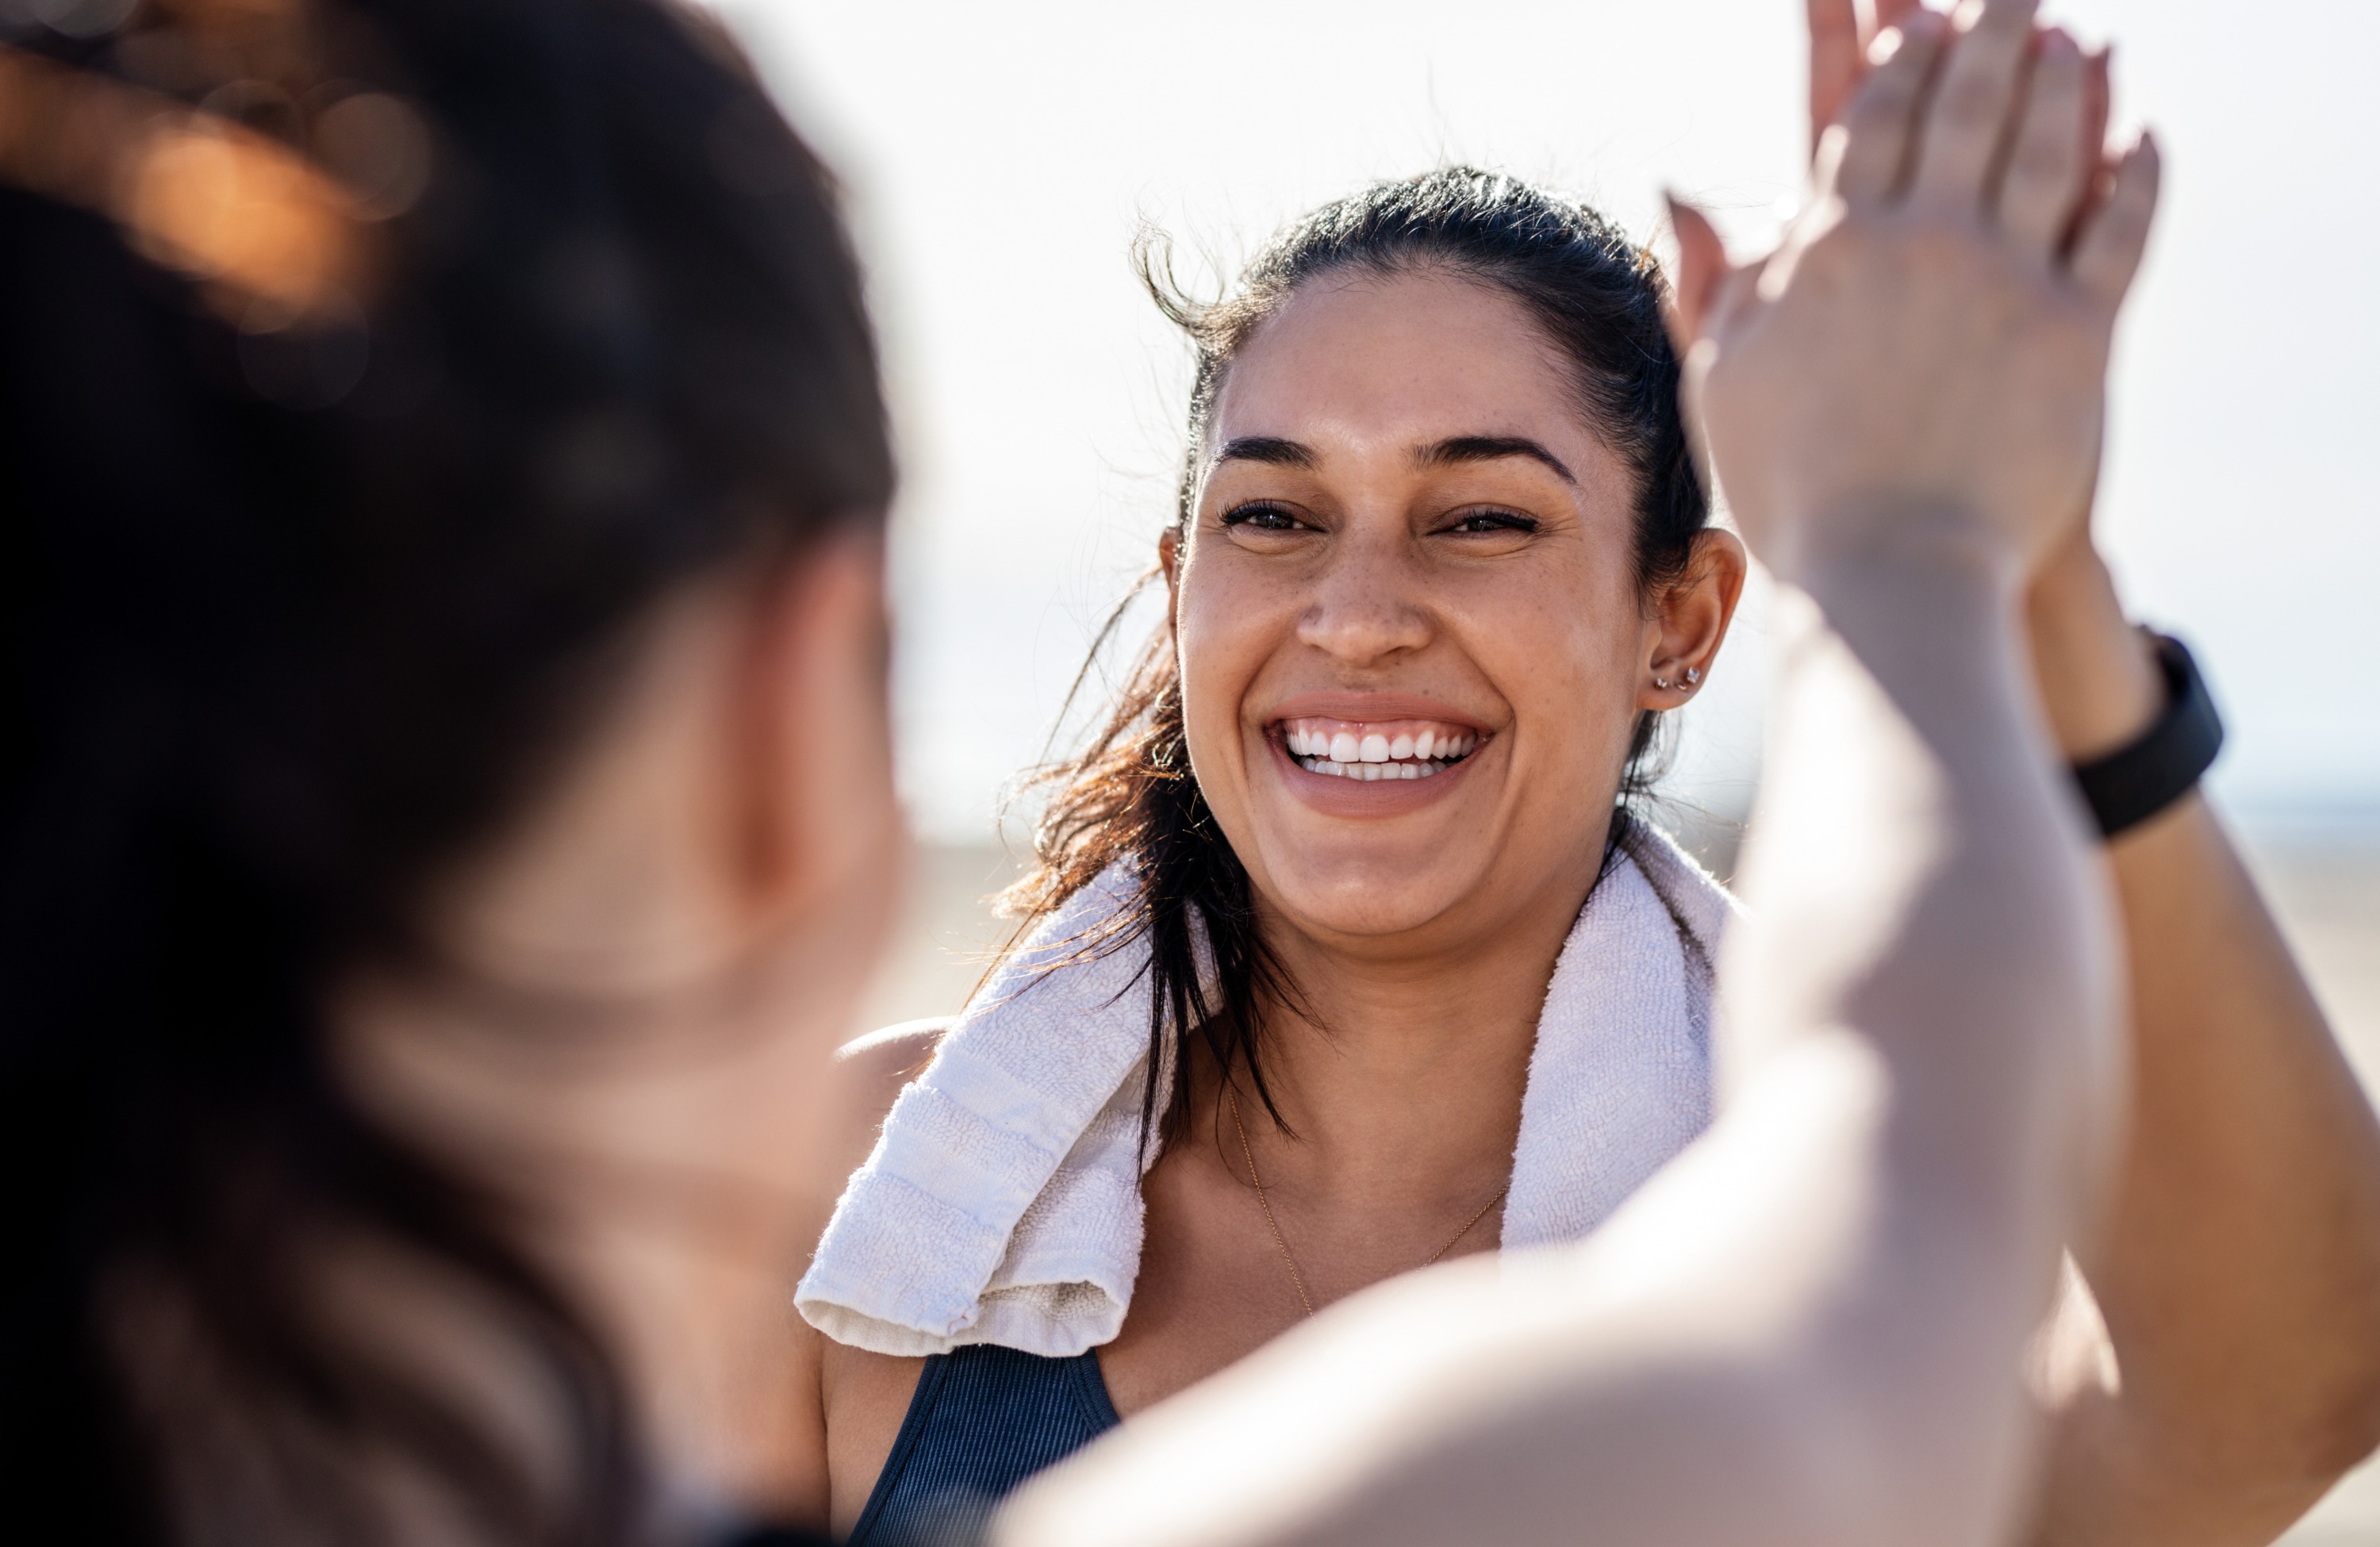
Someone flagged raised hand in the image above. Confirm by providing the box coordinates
[1671,0,2159,589]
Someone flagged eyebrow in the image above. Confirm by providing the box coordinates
[1214,436,1317,470]
[1416,436,1577,486]
[1211,433,1576,486]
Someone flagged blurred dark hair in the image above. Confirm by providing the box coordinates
[0,1,890,1541]
[1007,167,1706,1143]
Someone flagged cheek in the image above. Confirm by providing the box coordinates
[1173,560,1285,774]
[1464,573,1647,776]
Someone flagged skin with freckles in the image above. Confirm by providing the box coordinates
[1169,268,1738,955]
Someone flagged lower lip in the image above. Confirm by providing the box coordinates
[1268,732,1480,817]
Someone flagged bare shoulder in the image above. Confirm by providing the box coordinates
[836,1016,949,1104]
[804,1019,946,1528]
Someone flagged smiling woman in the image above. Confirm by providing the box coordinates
[794,169,1752,1545]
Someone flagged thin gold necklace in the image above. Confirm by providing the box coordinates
[1226,1087,1512,1319]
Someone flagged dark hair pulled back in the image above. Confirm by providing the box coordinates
[0,1,889,1541]
[1010,167,1707,1143]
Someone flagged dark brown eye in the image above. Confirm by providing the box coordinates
[1445,509,1539,535]
[1222,502,1305,532]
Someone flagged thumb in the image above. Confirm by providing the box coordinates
[1663,191,1733,359]
[1662,193,1734,509]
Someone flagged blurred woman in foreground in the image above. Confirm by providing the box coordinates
[0,0,903,1537]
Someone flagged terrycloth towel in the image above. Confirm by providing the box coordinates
[797,822,1737,1358]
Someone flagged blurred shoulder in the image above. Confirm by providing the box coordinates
[835,1016,948,1104]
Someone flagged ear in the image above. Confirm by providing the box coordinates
[1158,526,1184,628]
[1639,528,1749,712]
[417,531,904,1000]
[727,531,904,931]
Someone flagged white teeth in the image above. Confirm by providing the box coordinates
[1282,720,1483,782]
[1297,757,1455,781]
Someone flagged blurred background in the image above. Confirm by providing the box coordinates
[707,2,2380,1535]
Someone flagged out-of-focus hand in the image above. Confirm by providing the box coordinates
[1672,0,2159,589]
[1807,2,2157,754]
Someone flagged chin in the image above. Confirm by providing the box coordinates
[1250,848,1490,943]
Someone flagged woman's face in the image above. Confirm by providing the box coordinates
[1170,267,1722,954]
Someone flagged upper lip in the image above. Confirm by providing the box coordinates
[1262,691,1491,732]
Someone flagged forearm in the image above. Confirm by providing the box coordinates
[2035,797,2380,1543]
[1721,539,2123,1540]
[2024,541,2380,1544]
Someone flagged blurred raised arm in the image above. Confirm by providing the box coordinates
[1802,6,2380,1538]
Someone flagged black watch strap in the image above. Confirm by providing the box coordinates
[2071,631,2224,841]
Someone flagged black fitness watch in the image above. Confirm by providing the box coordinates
[2069,631,2224,841]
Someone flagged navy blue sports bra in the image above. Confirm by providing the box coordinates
[848,1344,1121,1547]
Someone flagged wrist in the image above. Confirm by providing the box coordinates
[2026,535,2160,761]
[1779,501,2030,608]
[1782,522,2036,742]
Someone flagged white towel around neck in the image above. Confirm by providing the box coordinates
[797,822,1736,1358]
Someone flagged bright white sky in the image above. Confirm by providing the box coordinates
[713,0,2380,843]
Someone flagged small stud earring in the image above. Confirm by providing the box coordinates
[1683,666,1701,685]
[1654,676,1672,690]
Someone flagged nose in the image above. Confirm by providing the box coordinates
[1295,530,1432,668]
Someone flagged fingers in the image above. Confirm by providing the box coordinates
[1997,29,2089,255]
[1909,0,2041,213]
[1663,193,1733,351]
[1834,9,1951,208]
[2069,132,2160,310]
[1807,0,1866,151]
[2058,44,2113,249]
[2082,45,2111,172]
[1872,0,1929,28]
